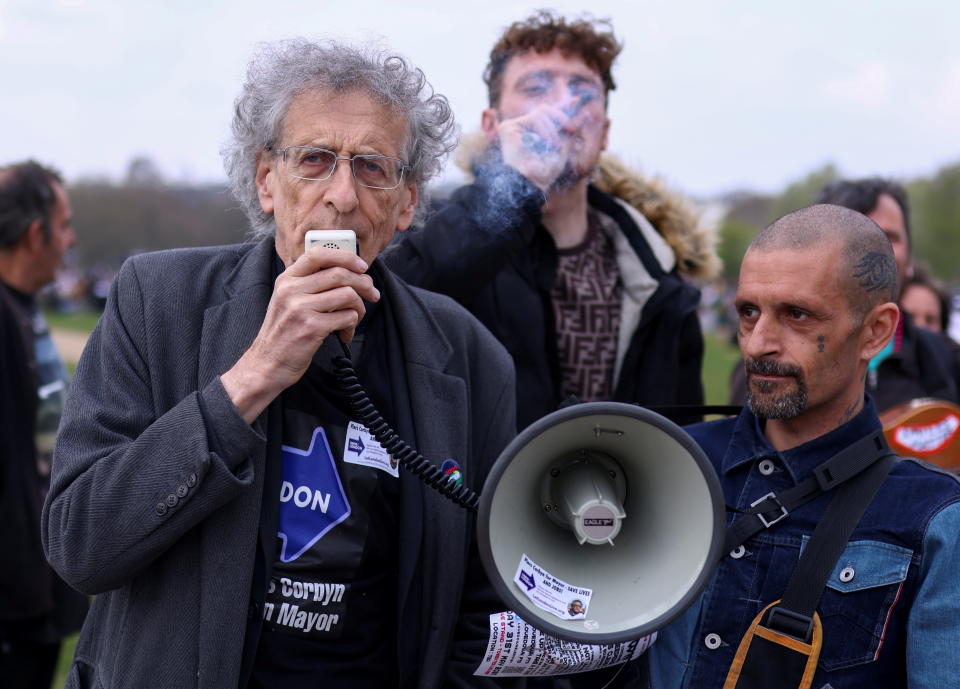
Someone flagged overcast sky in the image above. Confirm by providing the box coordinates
[3,0,958,197]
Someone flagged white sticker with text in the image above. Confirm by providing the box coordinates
[343,421,399,477]
[514,553,593,620]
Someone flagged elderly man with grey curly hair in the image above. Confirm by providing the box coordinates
[42,38,519,689]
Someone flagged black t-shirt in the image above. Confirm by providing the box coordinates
[250,263,401,688]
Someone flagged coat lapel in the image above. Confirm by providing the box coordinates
[198,238,276,432]
[380,267,473,687]
[195,237,276,686]
[406,368,471,689]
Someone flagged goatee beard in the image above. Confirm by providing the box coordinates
[744,358,807,419]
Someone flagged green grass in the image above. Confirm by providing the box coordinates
[703,331,741,406]
[43,309,102,333]
[54,636,77,688]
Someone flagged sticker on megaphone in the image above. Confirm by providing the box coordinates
[514,553,594,620]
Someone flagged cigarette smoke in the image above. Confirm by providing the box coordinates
[469,91,599,235]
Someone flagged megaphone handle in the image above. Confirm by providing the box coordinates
[332,341,480,511]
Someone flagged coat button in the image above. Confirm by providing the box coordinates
[730,545,746,559]
[186,473,198,488]
[758,458,776,476]
[704,633,722,650]
[839,566,856,583]
[176,484,188,498]
[166,493,179,508]
[248,602,259,620]
[156,502,168,515]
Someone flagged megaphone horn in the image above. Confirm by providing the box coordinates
[478,402,725,644]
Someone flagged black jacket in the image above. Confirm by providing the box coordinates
[868,311,960,412]
[384,164,707,430]
[0,282,86,640]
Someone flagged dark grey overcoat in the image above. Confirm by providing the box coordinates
[42,236,518,688]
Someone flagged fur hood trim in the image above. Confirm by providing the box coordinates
[454,132,721,281]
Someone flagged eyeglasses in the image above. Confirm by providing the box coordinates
[270,145,409,190]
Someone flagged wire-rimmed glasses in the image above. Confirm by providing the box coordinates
[270,145,409,190]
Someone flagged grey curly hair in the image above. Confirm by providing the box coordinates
[222,38,457,236]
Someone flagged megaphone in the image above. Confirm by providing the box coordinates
[478,402,725,644]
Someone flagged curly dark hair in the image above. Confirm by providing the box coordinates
[483,10,622,108]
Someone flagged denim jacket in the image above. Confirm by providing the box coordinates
[648,397,960,689]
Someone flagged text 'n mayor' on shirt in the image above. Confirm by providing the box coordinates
[249,261,402,689]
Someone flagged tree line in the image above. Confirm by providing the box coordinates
[717,161,960,284]
[66,156,960,286]
[67,186,248,270]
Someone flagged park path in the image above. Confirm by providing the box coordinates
[52,328,90,365]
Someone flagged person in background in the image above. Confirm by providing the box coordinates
[900,261,952,335]
[815,177,960,411]
[0,160,87,689]
[384,10,719,432]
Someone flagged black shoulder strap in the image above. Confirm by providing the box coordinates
[754,439,898,642]
[770,451,898,632]
[724,431,890,554]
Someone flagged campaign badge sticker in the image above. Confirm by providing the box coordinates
[343,421,399,477]
[513,553,594,620]
[277,427,351,563]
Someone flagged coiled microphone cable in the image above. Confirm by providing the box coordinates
[332,340,480,512]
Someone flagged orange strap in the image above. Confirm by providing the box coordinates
[723,600,823,689]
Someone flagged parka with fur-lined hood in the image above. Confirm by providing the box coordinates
[383,135,720,430]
